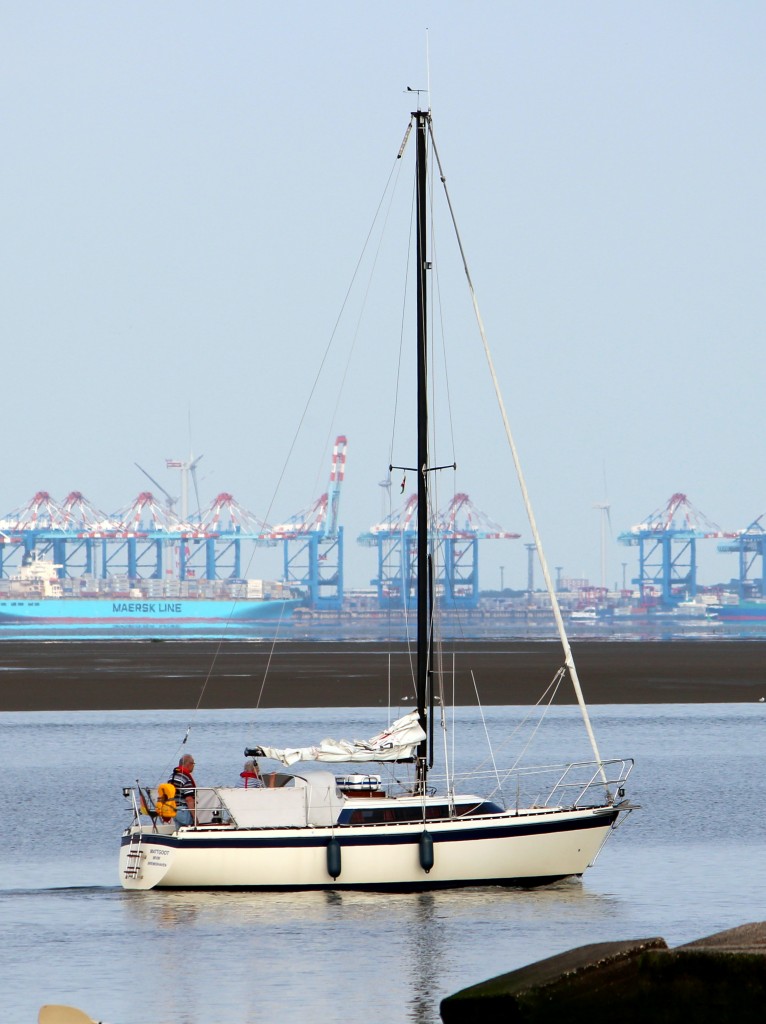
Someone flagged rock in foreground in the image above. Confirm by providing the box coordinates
[440,923,766,1023]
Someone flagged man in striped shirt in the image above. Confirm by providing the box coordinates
[169,754,196,826]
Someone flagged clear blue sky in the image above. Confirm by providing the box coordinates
[2,2,764,591]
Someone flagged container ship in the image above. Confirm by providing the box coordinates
[0,556,301,633]
[714,601,766,623]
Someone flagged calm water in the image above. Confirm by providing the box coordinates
[1,703,764,1023]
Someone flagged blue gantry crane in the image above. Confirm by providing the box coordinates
[717,515,766,599]
[618,492,730,607]
[358,492,520,610]
[0,491,118,577]
[0,491,62,575]
[181,492,275,581]
[358,493,418,610]
[269,436,347,610]
[0,488,275,584]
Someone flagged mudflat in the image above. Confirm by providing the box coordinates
[0,640,764,711]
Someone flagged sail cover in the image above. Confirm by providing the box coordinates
[249,710,426,766]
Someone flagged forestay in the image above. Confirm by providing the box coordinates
[250,710,426,766]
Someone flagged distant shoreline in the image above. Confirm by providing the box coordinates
[0,639,764,711]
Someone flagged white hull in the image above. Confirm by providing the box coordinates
[120,805,619,891]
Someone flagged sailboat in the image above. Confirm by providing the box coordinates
[119,107,634,891]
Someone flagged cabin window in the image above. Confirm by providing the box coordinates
[340,801,502,826]
[455,801,503,817]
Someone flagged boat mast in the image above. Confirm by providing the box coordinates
[415,108,431,790]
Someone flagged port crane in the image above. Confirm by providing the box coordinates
[0,491,118,578]
[358,492,520,610]
[0,492,83,575]
[52,492,117,577]
[0,488,278,586]
[268,436,347,610]
[180,492,275,581]
[94,492,187,580]
[358,494,418,609]
[618,492,730,606]
[0,491,60,575]
[717,515,766,599]
[103,491,275,583]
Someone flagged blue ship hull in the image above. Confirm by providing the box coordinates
[0,596,301,626]
[716,603,766,622]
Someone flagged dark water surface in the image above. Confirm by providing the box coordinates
[1,638,766,709]
[1,700,765,1023]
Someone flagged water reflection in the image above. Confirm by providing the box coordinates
[116,880,619,1023]
[407,893,441,1024]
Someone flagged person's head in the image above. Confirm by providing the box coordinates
[180,754,195,771]
[243,758,259,775]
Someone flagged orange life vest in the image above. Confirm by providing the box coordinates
[155,781,177,820]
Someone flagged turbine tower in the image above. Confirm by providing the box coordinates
[594,502,611,591]
[165,455,204,522]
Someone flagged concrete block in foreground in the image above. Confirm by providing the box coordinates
[440,923,766,1023]
[676,920,766,954]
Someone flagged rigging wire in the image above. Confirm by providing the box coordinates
[427,119,609,788]
[169,150,410,757]
[470,666,566,775]
[429,562,573,800]
[487,670,566,803]
[264,149,405,531]
[243,151,412,726]
[317,148,409,499]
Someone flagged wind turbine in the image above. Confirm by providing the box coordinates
[593,501,612,591]
[166,413,205,522]
[378,473,392,520]
[165,455,204,522]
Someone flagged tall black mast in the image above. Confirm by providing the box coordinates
[414,109,430,788]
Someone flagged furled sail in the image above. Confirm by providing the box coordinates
[247,710,426,766]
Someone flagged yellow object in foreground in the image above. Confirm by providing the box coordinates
[155,781,176,820]
[38,1006,98,1024]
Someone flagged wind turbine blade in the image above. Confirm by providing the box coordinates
[134,463,177,508]
[190,466,202,517]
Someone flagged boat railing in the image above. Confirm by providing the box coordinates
[124,784,231,828]
[124,758,633,828]
[123,786,143,825]
[539,757,634,808]
[434,757,634,811]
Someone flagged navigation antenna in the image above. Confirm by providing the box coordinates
[426,27,431,111]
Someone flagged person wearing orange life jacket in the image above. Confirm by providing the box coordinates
[168,753,197,826]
